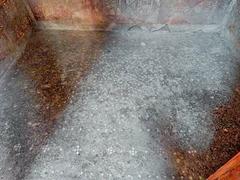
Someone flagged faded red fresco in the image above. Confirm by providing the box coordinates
[0,0,233,60]
[27,0,108,25]
[0,0,32,60]
[27,0,230,25]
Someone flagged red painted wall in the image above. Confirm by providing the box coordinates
[27,0,230,25]
[27,0,107,25]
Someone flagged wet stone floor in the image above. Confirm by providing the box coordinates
[0,28,239,180]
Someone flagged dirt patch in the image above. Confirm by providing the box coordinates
[169,86,240,179]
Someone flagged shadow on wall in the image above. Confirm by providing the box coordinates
[1,29,107,180]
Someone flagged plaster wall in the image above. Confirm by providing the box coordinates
[27,0,232,24]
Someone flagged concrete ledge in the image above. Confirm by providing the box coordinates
[36,21,109,31]
[36,21,220,33]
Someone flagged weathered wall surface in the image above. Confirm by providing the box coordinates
[27,0,107,25]
[222,0,240,56]
[149,0,231,24]
[0,0,32,60]
[27,0,231,25]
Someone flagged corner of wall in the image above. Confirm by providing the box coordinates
[221,0,240,57]
[0,0,34,61]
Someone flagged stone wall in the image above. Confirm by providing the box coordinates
[0,0,33,60]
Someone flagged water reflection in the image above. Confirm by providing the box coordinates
[0,29,106,179]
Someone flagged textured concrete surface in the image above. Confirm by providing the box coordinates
[0,26,239,180]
